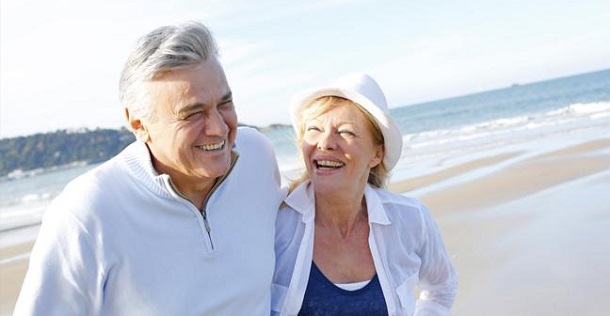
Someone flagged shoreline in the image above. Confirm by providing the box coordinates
[1,134,609,315]
[415,138,610,213]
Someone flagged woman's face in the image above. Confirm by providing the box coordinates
[301,102,383,194]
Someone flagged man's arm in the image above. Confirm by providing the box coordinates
[14,202,102,315]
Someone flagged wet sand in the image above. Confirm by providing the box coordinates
[394,137,610,315]
[0,242,32,315]
[1,136,609,315]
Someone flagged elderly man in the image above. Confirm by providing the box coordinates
[15,21,286,315]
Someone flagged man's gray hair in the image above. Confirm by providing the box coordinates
[119,21,219,121]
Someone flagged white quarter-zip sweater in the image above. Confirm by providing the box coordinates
[15,127,287,315]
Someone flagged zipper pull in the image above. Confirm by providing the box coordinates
[202,211,214,250]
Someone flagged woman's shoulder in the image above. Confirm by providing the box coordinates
[371,186,428,212]
[370,188,445,239]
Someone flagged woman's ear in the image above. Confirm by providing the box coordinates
[369,145,384,168]
[125,107,150,142]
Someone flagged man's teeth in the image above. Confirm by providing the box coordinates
[316,160,344,168]
[198,141,225,151]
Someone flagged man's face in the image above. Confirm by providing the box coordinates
[137,58,238,193]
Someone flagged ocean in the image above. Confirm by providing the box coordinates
[1,69,609,233]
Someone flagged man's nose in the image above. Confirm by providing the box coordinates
[205,109,229,135]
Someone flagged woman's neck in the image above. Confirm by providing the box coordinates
[314,190,368,238]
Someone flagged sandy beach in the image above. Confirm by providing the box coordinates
[1,134,609,315]
[396,136,610,315]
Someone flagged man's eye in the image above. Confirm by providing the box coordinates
[218,100,234,110]
[182,111,203,120]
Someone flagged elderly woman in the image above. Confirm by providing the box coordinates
[272,73,458,316]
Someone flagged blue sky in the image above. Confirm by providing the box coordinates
[1,0,609,138]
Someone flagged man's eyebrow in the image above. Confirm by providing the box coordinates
[220,91,233,102]
[179,92,233,114]
[179,102,204,114]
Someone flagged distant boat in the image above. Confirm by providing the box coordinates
[510,83,520,88]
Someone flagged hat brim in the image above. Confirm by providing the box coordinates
[290,87,403,170]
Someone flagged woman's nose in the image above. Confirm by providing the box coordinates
[317,131,336,150]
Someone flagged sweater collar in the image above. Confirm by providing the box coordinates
[120,140,239,201]
[119,141,172,199]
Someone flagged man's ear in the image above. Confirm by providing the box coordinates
[125,107,150,142]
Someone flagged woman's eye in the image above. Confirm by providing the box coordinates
[338,130,355,136]
[306,126,321,132]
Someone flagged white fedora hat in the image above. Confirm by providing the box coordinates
[290,72,403,170]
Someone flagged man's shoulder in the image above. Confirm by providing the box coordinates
[236,126,268,144]
[235,127,274,156]
[55,142,141,208]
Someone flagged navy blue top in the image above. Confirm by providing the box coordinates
[298,262,388,316]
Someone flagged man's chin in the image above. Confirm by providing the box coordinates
[196,161,231,178]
